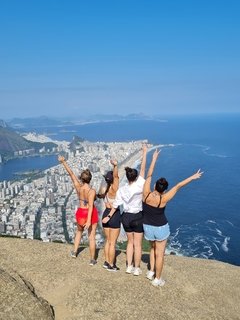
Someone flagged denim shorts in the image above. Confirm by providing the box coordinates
[143,223,170,241]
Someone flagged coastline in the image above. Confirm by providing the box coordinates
[117,143,161,183]
[117,148,144,183]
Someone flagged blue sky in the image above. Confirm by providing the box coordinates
[0,0,239,119]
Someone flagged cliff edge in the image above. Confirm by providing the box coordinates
[0,238,239,320]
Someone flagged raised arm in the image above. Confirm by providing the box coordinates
[58,155,80,191]
[163,169,203,203]
[139,144,148,178]
[143,149,160,199]
[110,159,119,193]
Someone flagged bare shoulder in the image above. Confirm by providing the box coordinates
[160,192,170,204]
[89,188,96,196]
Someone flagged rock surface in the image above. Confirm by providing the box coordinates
[0,267,54,320]
[0,237,239,320]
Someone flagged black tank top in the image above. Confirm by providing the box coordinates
[142,193,168,227]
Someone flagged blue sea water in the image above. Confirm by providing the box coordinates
[0,155,58,181]
[1,114,240,266]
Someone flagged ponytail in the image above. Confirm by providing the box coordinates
[97,182,111,199]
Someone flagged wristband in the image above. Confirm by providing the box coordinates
[107,214,111,218]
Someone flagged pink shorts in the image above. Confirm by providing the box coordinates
[75,207,99,226]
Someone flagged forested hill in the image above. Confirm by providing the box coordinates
[0,125,32,153]
[0,120,57,161]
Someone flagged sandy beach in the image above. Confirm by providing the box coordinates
[117,142,154,183]
[118,149,143,182]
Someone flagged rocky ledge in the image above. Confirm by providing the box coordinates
[0,238,239,320]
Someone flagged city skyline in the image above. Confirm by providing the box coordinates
[0,0,240,119]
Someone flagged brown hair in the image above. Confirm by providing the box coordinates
[79,169,92,184]
[97,171,113,199]
[125,167,138,182]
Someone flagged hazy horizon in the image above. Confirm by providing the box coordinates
[2,111,240,124]
[1,1,240,118]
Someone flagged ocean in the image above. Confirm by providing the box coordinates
[1,114,240,266]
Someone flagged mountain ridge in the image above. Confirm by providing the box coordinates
[5,113,163,129]
[0,120,57,161]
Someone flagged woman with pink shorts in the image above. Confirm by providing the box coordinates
[58,156,99,265]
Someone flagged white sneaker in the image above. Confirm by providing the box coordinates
[133,267,142,276]
[151,277,165,287]
[126,265,134,274]
[146,270,155,280]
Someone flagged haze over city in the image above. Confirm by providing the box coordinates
[0,0,240,119]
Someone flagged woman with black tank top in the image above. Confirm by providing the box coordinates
[98,160,120,272]
[142,149,203,287]
[58,156,98,266]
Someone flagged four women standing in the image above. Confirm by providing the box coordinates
[59,147,203,287]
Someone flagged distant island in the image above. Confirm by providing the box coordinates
[5,113,168,130]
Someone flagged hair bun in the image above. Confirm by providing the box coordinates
[125,167,138,182]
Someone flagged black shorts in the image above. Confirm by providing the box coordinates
[121,211,144,233]
[102,208,121,229]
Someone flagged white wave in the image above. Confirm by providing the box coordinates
[165,246,183,256]
[221,237,230,252]
[166,218,236,262]
[207,220,216,224]
[165,248,183,256]
[192,144,229,158]
[202,147,228,158]
[216,228,223,236]
[172,227,181,238]
[148,143,180,152]
[226,220,234,227]
[212,242,220,251]
[208,153,228,158]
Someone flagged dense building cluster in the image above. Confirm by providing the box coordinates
[0,139,146,245]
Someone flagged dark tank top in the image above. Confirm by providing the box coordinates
[142,193,168,227]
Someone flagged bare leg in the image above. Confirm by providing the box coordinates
[108,228,120,266]
[103,227,110,263]
[73,224,83,253]
[155,239,167,279]
[133,232,143,268]
[149,241,155,272]
[88,223,97,260]
[126,232,134,267]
